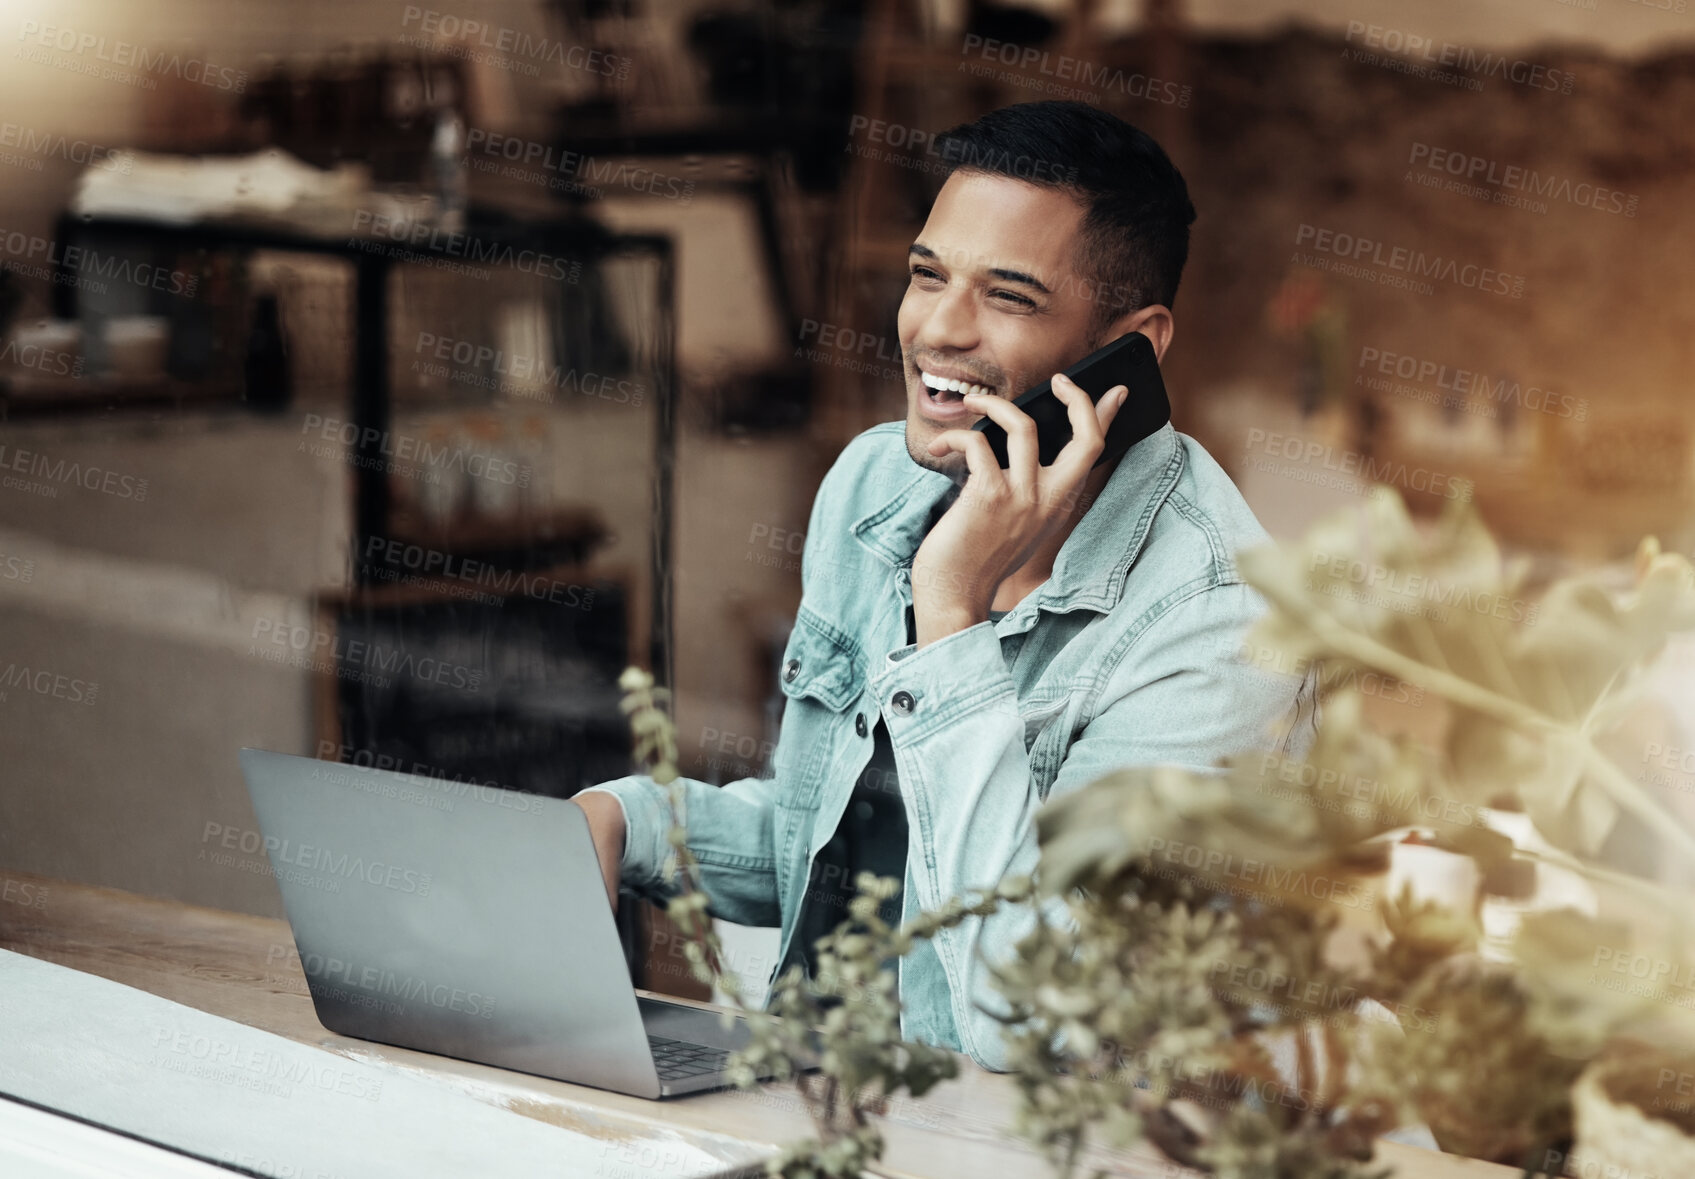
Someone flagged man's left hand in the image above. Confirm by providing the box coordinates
[910,373,1128,647]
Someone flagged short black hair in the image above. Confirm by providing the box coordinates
[931,101,1196,339]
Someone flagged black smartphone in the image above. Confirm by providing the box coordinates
[970,331,1170,470]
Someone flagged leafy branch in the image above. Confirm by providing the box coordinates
[618,667,1028,1178]
[615,486,1695,1176]
[1236,488,1695,904]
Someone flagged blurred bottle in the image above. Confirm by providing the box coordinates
[429,106,467,233]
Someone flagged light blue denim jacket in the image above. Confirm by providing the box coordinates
[581,420,1317,1071]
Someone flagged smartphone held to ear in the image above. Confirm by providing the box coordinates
[970,330,1171,470]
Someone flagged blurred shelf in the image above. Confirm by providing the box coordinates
[0,373,240,419]
[381,503,611,569]
[52,201,677,683]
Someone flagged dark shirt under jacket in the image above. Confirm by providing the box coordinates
[778,598,1009,987]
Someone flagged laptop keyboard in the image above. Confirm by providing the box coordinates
[647,1034,731,1082]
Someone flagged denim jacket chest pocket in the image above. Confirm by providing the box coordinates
[772,605,866,913]
[773,605,864,810]
[1018,696,1072,797]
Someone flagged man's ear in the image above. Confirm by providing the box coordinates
[1103,305,1175,364]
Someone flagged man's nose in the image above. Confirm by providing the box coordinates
[915,284,979,353]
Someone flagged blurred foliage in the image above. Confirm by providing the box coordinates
[620,485,1695,1178]
[620,667,1016,1179]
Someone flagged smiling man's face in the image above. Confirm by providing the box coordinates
[897,170,1108,482]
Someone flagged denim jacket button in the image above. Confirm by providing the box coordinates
[854,712,867,737]
[782,658,800,683]
[890,690,915,716]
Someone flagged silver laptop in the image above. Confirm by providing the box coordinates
[239,747,806,1098]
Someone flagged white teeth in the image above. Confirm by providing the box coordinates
[920,370,989,398]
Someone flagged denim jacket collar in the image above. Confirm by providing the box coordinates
[849,423,1185,625]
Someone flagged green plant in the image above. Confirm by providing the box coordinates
[619,668,1023,1179]
[1018,488,1695,1171]
[618,487,1695,1178]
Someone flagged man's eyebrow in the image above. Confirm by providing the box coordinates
[908,243,1052,295]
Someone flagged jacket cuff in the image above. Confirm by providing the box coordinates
[869,620,1016,746]
[575,777,676,894]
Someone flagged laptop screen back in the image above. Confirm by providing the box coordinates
[238,748,662,1097]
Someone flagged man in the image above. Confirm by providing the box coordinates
[572,101,1315,1072]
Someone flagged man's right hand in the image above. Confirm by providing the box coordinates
[568,792,626,912]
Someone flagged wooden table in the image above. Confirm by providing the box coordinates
[0,870,1521,1179]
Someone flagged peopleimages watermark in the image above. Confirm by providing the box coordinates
[1542,1147,1666,1179]
[312,742,545,816]
[15,22,247,92]
[260,941,312,995]
[645,925,778,991]
[1103,1044,1326,1115]
[1586,941,1695,989]
[846,114,1080,183]
[0,121,130,174]
[1589,946,1695,1008]
[216,1151,338,1179]
[199,825,337,892]
[359,535,596,609]
[1207,959,1437,1032]
[152,1025,382,1102]
[463,128,694,203]
[1641,742,1695,795]
[1252,751,1482,832]
[0,336,84,382]
[794,318,903,385]
[1142,835,1376,910]
[1,877,49,910]
[0,547,37,584]
[700,723,778,773]
[745,521,806,576]
[408,331,644,406]
[289,945,496,1020]
[1407,142,1638,218]
[1653,1067,1695,1113]
[348,210,582,284]
[0,443,148,502]
[399,7,631,80]
[1293,223,1527,299]
[1308,551,1540,625]
[1243,428,1474,502]
[247,616,484,692]
[1237,638,1426,708]
[957,36,1192,108]
[1343,22,1575,94]
[692,723,836,792]
[1355,345,1589,423]
[0,659,99,706]
[597,1140,709,1179]
[200,821,433,896]
[0,229,199,299]
[297,413,531,490]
